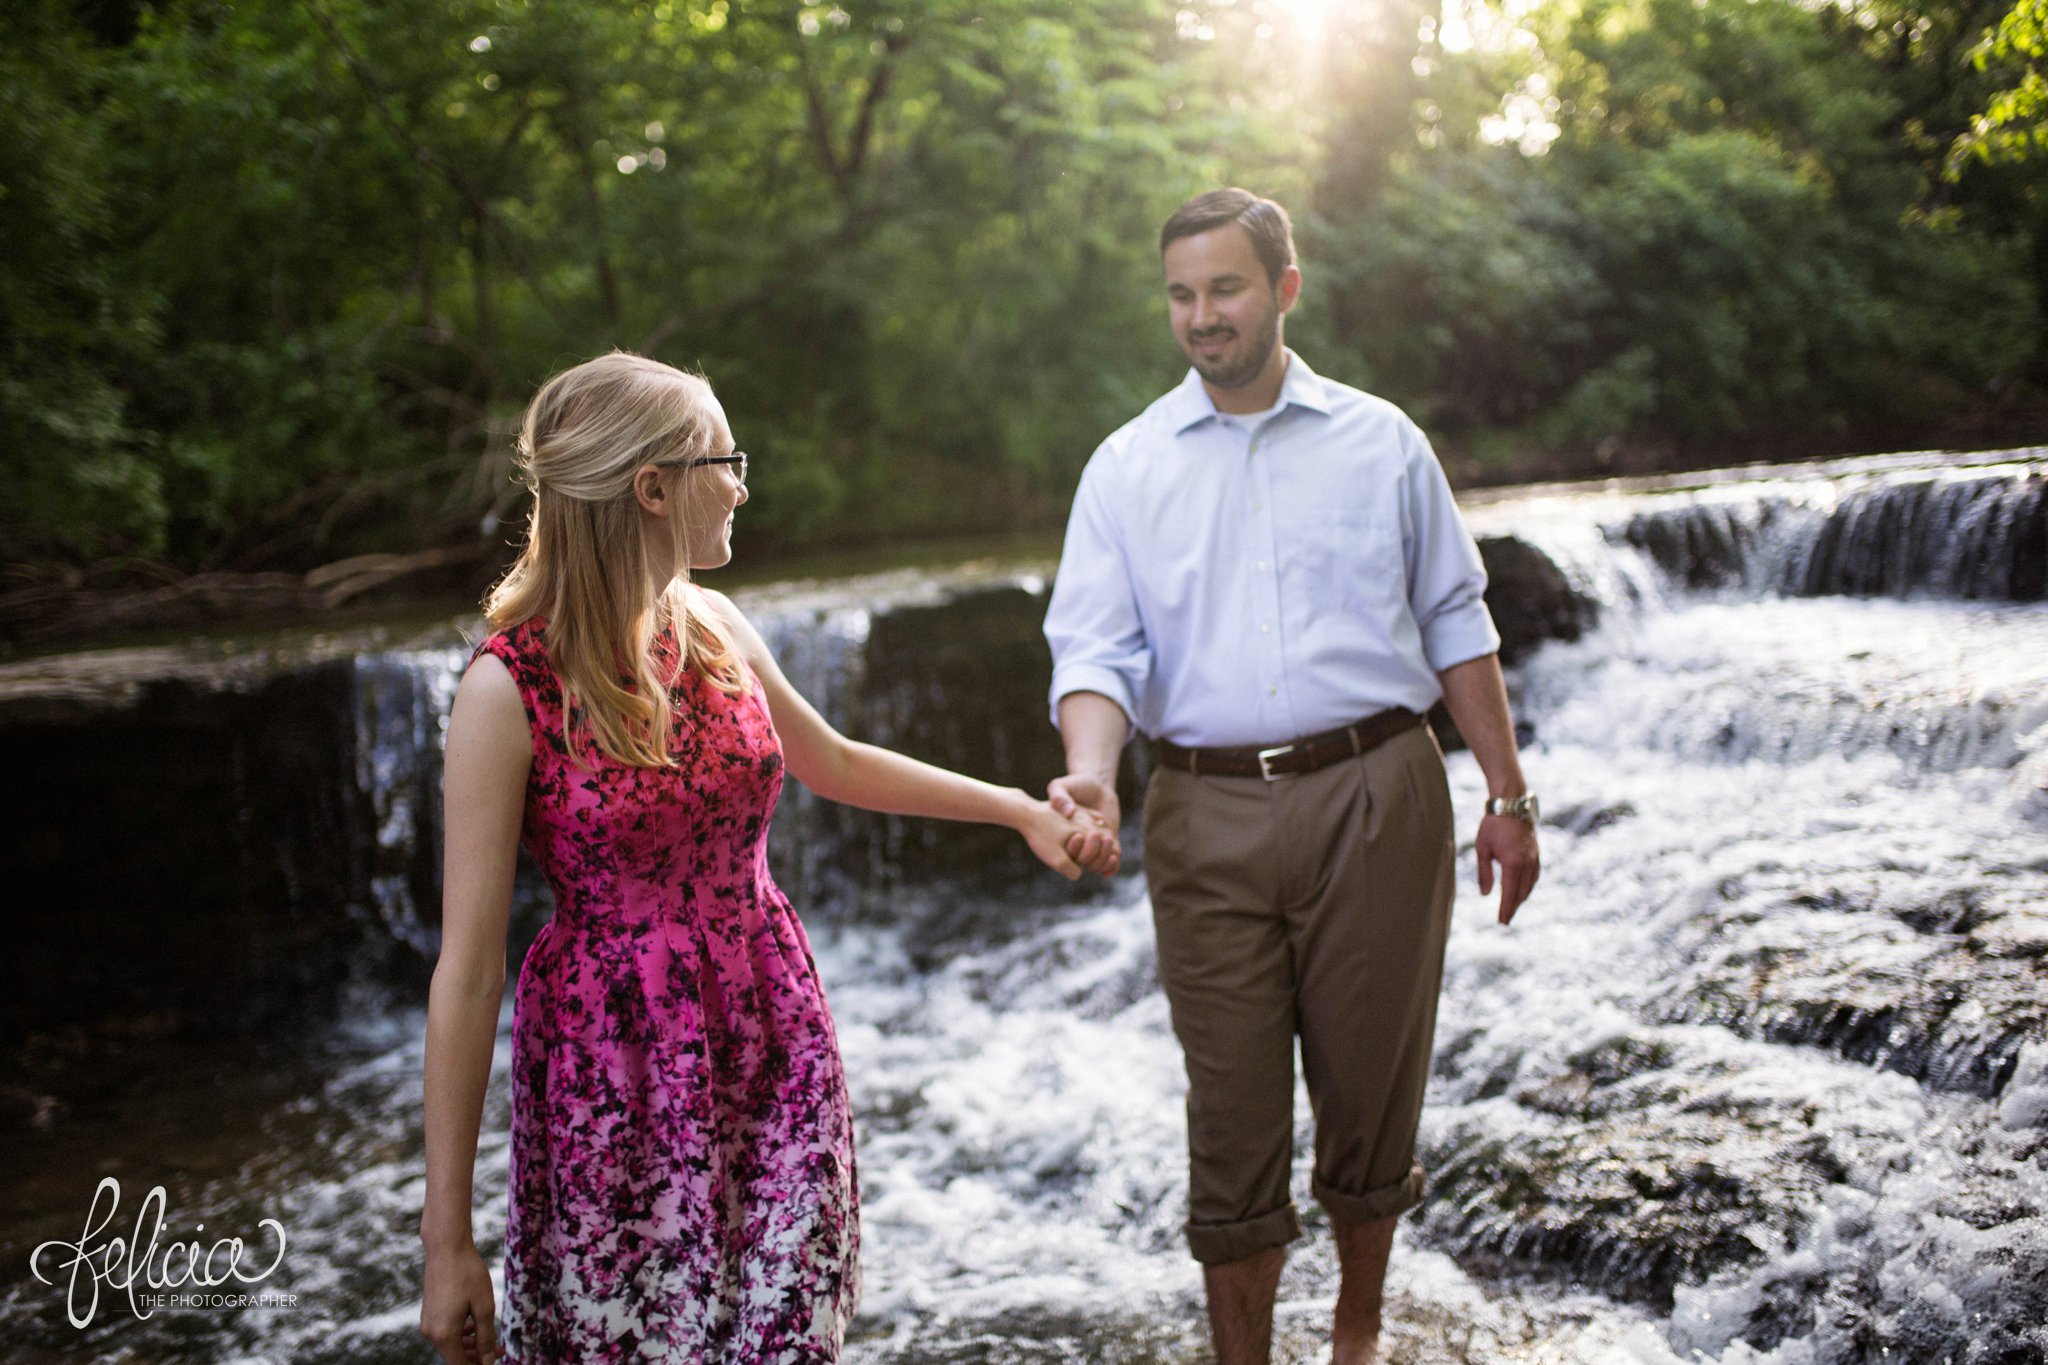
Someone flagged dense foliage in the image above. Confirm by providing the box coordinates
[2,0,2042,575]
[1301,0,2045,462]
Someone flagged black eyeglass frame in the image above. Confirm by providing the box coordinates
[670,452,748,484]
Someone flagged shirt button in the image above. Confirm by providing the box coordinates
[1267,686,1278,696]
[1260,623,1271,634]
[1251,500,1263,511]
[1257,560,1268,571]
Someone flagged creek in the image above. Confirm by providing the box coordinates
[0,451,2042,1364]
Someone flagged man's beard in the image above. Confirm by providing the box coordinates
[1184,314,1281,390]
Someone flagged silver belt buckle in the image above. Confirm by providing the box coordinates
[1256,743,1297,781]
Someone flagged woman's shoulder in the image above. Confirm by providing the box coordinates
[685,583,761,649]
[468,617,555,686]
[684,583,771,680]
[681,580,734,620]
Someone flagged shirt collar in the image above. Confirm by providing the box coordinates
[1165,347,1334,434]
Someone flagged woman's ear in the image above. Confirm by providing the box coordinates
[631,464,670,517]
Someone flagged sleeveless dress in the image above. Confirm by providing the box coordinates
[471,615,859,1363]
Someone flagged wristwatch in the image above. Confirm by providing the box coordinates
[1485,793,1540,823]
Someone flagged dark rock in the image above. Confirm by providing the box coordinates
[0,624,471,1091]
[1476,535,1600,667]
[0,573,1126,1070]
[1656,934,2044,1099]
[759,579,1141,929]
[1421,1096,1839,1309]
[1421,537,1596,753]
[1620,501,1769,590]
[1654,876,2048,1099]
[1551,799,1638,836]
[0,657,394,1057]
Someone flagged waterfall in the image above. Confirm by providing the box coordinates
[348,646,465,956]
[1599,460,2047,602]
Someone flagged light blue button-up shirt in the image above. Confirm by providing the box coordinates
[1044,349,1501,748]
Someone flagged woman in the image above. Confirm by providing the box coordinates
[418,352,1094,1364]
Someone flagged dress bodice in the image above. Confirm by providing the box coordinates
[473,616,785,932]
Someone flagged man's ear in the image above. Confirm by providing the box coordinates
[1277,263,1303,314]
[632,464,670,516]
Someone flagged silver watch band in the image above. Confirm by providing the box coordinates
[1485,793,1540,823]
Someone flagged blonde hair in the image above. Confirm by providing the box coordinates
[485,351,746,768]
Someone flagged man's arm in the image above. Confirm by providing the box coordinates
[1436,652,1539,925]
[1049,690,1128,874]
[1397,419,1538,924]
[1043,455,1147,877]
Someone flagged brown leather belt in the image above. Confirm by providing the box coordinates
[1152,707,1424,781]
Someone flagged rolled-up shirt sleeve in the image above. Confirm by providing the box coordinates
[1044,458,1150,732]
[1401,422,1502,672]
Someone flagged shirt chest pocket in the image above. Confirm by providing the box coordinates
[1292,504,1408,617]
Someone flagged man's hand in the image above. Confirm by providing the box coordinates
[1475,813,1539,925]
[1436,655,1540,926]
[1048,773,1122,877]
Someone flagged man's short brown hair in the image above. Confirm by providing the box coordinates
[1159,189,1296,286]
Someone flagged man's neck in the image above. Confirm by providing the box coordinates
[1202,346,1290,415]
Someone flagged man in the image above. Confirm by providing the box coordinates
[1044,188,1540,1365]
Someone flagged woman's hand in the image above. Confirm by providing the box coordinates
[1048,773,1122,877]
[420,1243,500,1365]
[1015,793,1092,880]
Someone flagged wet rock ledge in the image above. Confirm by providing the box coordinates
[0,541,1589,1095]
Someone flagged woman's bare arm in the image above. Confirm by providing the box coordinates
[697,588,1086,878]
[418,652,529,1364]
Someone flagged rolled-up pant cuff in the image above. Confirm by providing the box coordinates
[1184,1203,1304,1265]
[1313,1163,1425,1225]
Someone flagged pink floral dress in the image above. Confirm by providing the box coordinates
[472,616,858,1363]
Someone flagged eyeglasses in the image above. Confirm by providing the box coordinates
[673,452,747,485]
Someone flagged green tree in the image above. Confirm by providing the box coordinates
[31,0,1313,570]
[1970,0,2048,162]
[0,0,162,560]
[1306,0,2036,461]
[4,0,2040,585]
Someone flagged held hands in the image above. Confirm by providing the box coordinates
[421,1244,500,1365]
[1015,792,1094,880]
[1476,813,1540,926]
[1047,774,1122,877]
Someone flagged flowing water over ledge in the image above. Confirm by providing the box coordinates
[0,452,2043,1363]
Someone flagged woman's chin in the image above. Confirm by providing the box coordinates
[690,544,734,572]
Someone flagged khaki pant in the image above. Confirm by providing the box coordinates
[1142,722,1457,1265]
